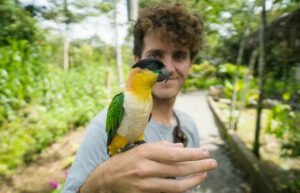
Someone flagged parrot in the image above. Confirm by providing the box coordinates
[106,58,169,157]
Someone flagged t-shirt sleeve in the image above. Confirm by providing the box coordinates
[62,109,109,193]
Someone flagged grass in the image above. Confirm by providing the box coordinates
[216,101,300,171]
[215,100,300,192]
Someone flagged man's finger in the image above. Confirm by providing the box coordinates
[151,140,185,148]
[141,159,217,178]
[162,173,207,193]
[145,145,209,162]
[140,173,207,193]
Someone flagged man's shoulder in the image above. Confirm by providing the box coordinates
[174,109,194,124]
[174,109,198,133]
[91,107,108,124]
[82,107,108,142]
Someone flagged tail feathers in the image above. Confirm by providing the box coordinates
[107,134,128,157]
[107,133,146,157]
[120,140,146,153]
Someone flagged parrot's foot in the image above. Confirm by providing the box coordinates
[134,140,146,145]
[120,140,146,153]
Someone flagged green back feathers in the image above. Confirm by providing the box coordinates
[106,92,124,146]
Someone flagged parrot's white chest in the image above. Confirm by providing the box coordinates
[117,92,152,143]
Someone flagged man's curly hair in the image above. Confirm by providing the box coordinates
[133,3,204,60]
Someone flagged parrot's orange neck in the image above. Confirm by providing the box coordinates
[125,68,157,101]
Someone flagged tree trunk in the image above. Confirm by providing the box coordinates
[229,1,256,130]
[63,24,70,72]
[234,49,258,130]
[63,0,69,72]
[114,0,124,85]
[105,67,112,101]
[127,0,138,21]
[253,0,267,158]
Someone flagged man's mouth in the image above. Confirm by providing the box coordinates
[162,77,178,84]
[167,77,178,80]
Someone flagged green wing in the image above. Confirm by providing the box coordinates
[106,92,124,146]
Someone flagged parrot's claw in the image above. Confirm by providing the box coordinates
[119,140,146,153]
[119,143,136,153]
[134,140,146,145]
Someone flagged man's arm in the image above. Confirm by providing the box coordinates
[79,141,217,193]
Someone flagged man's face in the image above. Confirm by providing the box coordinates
[136,31,193,100]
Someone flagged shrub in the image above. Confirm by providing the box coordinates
[183,61,220,91]
[0,39,116,176]
[266,103,300,157]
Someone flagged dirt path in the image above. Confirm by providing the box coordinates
[175,90,251,193]
[0,129,85,193]
[1,90,251,193]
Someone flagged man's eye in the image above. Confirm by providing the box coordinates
[149,53,161,59]
[174,53,186,61]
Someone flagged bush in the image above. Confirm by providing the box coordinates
[266,103,300,157]
[183,61,221,91]
[217,63,250,81]
[264,70,300,105]
[0,39,116,176]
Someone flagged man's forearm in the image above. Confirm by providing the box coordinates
[79,165,108,193]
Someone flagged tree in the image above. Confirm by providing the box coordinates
[114,0,124,85]
[40,0,93,71]
[0,0,39,46]
[229,0,256,130]
[253,0,267,158]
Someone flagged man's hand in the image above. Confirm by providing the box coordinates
[80,141,217,193]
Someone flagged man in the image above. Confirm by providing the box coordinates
[63,3,217,193]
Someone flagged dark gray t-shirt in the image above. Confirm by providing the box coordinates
[63,108,199,193]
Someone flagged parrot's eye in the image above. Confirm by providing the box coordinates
[148,63,157,70]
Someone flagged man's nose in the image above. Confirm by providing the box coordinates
[163,56,175,73]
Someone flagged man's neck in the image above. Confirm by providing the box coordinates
[151,96,176,126]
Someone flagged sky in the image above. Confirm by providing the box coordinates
[18,0,278,44]
[19,0,130,45]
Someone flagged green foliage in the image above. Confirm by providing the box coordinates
[41,0,92,24]
[0,0,40,45]
[183,61,220,91]
[266,103,300,157]
[287,177,300,193]
[217,63,250,80]
[50,184,64,193]
[216,63,259,103]
[223,79,242,99]
[264,70,300,102]
[0,40,49,122]
[183,62,258,102]
[95,2,114,13]
[0,38,116,177]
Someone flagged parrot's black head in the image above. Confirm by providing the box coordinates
[132,58,169,82]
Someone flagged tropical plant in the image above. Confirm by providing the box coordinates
[183,61,220,91]
[266,103,300,157]
[0,37,121,176]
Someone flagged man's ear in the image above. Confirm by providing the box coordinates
[188,58,195,69]
[190,58,195,66]
[134,55,139,63]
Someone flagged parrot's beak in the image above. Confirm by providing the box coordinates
[157,68,169,82]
